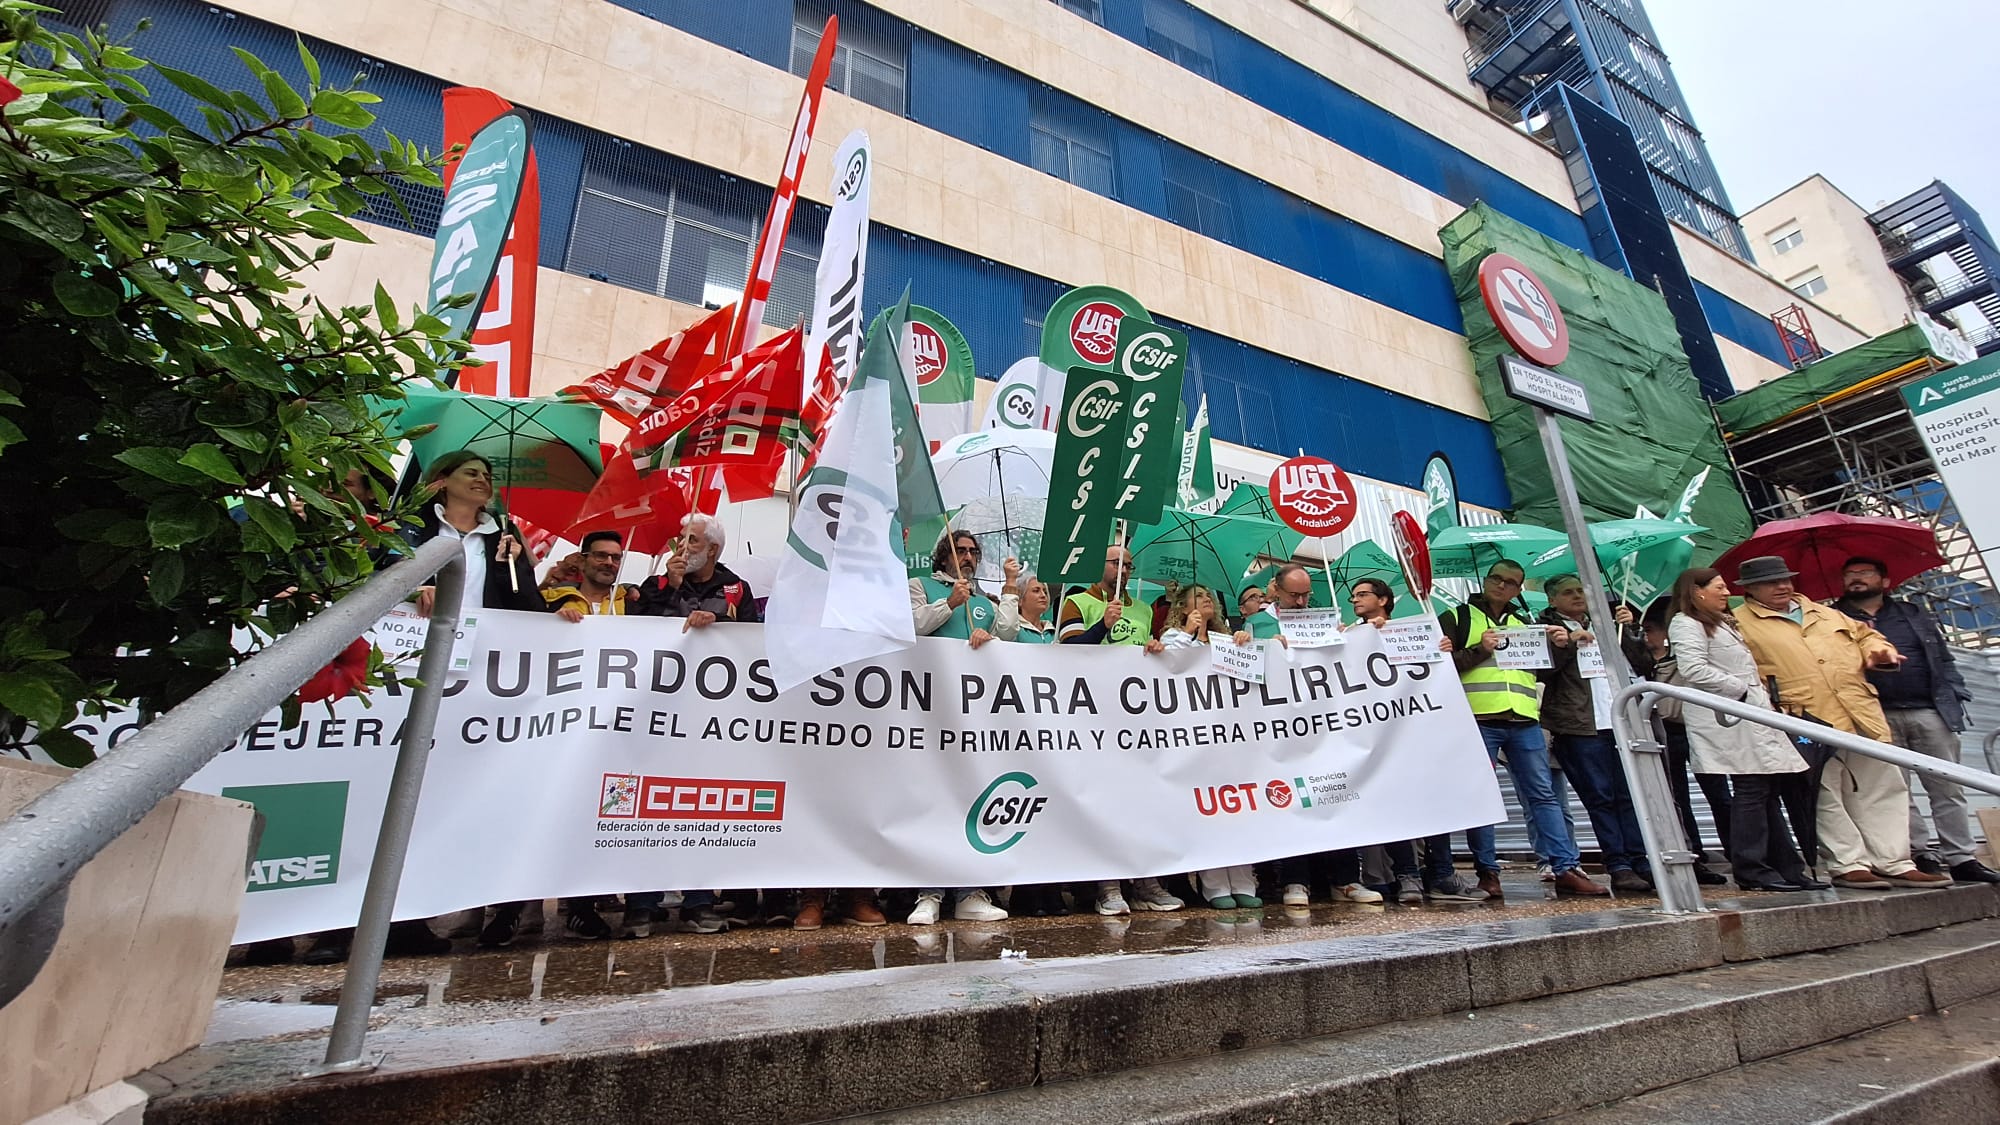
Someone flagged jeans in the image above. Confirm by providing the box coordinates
[1550,731,1648,873]
[1473,721,1582,874]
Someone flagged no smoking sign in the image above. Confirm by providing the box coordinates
[1478,253,1569,367]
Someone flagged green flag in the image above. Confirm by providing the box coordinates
[1177,394,1216,509]
[1105,317,1187,528]
[1035,285,1148,430]
[1040,365,1133,586]
[1610,468,1709,608]
[1421,452,1459,538]
[427,111,533,372]
[872,293,946,535]
[907,305,976,449]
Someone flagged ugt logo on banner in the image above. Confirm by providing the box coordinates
[1270,455,1358,537]
[1070,301,1125,365]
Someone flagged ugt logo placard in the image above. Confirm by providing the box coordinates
[222,781,349,893]
[965,771,1046,854]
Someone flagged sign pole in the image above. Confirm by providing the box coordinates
[1532,404,1701,915]
[1479,250,1702,915]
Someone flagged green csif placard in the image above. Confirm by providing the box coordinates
[1040,365,1133,586]
[1105,317,1188,528]
[426,110,533,374]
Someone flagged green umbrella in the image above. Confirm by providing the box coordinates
[1328,540,1431,621]
[1520,518,1712,580]
[1126,508,1292,602]
[373,386,604,528]
[1216,482,1304,561]
[1429,523,1571,579]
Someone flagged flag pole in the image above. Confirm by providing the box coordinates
[1113,518,1129,603]
[1301,448,1336,617]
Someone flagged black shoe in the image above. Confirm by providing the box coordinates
[620,906,655,939]
[243,937,295,965]
[1737,878,1804,892]
[565,907,615,941]
[302,932,350,965]
[1692,865,1728,886]
[1914,854,1947,876]
[383,919,451,957]
[1951,860,2000,884]
[478,910,521,949]
[1610,869,1654,893]
[1789,878,1831,891]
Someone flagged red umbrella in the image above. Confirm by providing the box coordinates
[1714,513,1946,600]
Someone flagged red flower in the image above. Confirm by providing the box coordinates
[297,637,372,704]
[0,78,20,107]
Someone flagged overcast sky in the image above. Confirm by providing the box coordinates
[1645,0,1999,220]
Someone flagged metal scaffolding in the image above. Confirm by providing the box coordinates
[1723,362,2000,647]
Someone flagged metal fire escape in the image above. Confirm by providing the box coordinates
[1453,0,1748,260]
[1872,182,2000,357]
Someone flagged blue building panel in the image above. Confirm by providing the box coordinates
[1694,283,1791,369]
[908,40,1030,165]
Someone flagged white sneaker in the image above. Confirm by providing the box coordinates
[1096,890,1131,916]
[1335,883,1384,904]
[954,889,1008,922]
[1537,863,1555,882]
[907,891,943,925]
[1127,878,1184,911]
[1282,883,1311,906]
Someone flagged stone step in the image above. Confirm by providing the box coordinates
[140,887,2000,1124]
[850,920,2000,1125]
[1554,990,2000,1123]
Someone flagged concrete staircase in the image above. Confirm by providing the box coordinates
[144,888,2000,1124]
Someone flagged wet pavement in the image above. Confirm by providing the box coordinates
[212,867,1758,1045]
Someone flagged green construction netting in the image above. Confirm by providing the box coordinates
[1712,323,1936,435]
[1438,203,1753,563]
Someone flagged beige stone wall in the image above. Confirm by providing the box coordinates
[1673,222,1871,391]
[212,0,1497,417]
[1740,176,1914,339]
[1300,0,1487,102]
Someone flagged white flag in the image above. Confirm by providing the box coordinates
[979,355,1044,431]
[804,131,872,396]
[764,310,916,693]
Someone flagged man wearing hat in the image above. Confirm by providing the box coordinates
[1732,556,1951,890]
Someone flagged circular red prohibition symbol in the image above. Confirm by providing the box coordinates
[1477,252,1570,367]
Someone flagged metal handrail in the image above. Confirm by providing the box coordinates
[1617,682,2000,799]
[0,533,467,1073]
[1985,729,2000,777]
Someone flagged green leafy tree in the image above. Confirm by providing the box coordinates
[0,3,467,762]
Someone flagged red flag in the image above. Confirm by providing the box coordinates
[569,330,804,531]
[443,88,540,397]
[731,16,837,354]
[556,303,736,428]
[564,466,721,556]
[796,344,843,475]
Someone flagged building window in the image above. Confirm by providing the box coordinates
[1771,227,1804,255]
[565,155,818,325]
[1162,145,1234,242]
[792,3,907,115]
[1050,0,1103,23]
[1142,0,1215,80]
[1791,273,1828,299]
[1028,90,1116,196]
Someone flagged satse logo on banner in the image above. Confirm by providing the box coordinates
[965,771,1046,853]
[223,781,348,892]
[1070,301,1125,365]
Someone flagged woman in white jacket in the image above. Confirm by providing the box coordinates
[1666,568,1825,892]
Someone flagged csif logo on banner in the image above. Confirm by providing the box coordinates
[834,144,868,201]
[965,771,1047,853]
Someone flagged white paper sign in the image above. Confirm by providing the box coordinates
[1577,639,1607,679]
[368,605,481,672]
[1378,619,1447,664]
[1276,608,1346,648]
[1492,626,1553,670]
[1211,636,1269,683]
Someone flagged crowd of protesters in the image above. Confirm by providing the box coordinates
[241,451,1998,963]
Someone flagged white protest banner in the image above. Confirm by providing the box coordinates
[1377,619,1446,664]
[1577,639,1607,679]
[448,611,482,674]
[1492,626,1553,670]
[1209,635,1269,683]
[83,614,1500,943]
[1276,608,1346,649]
